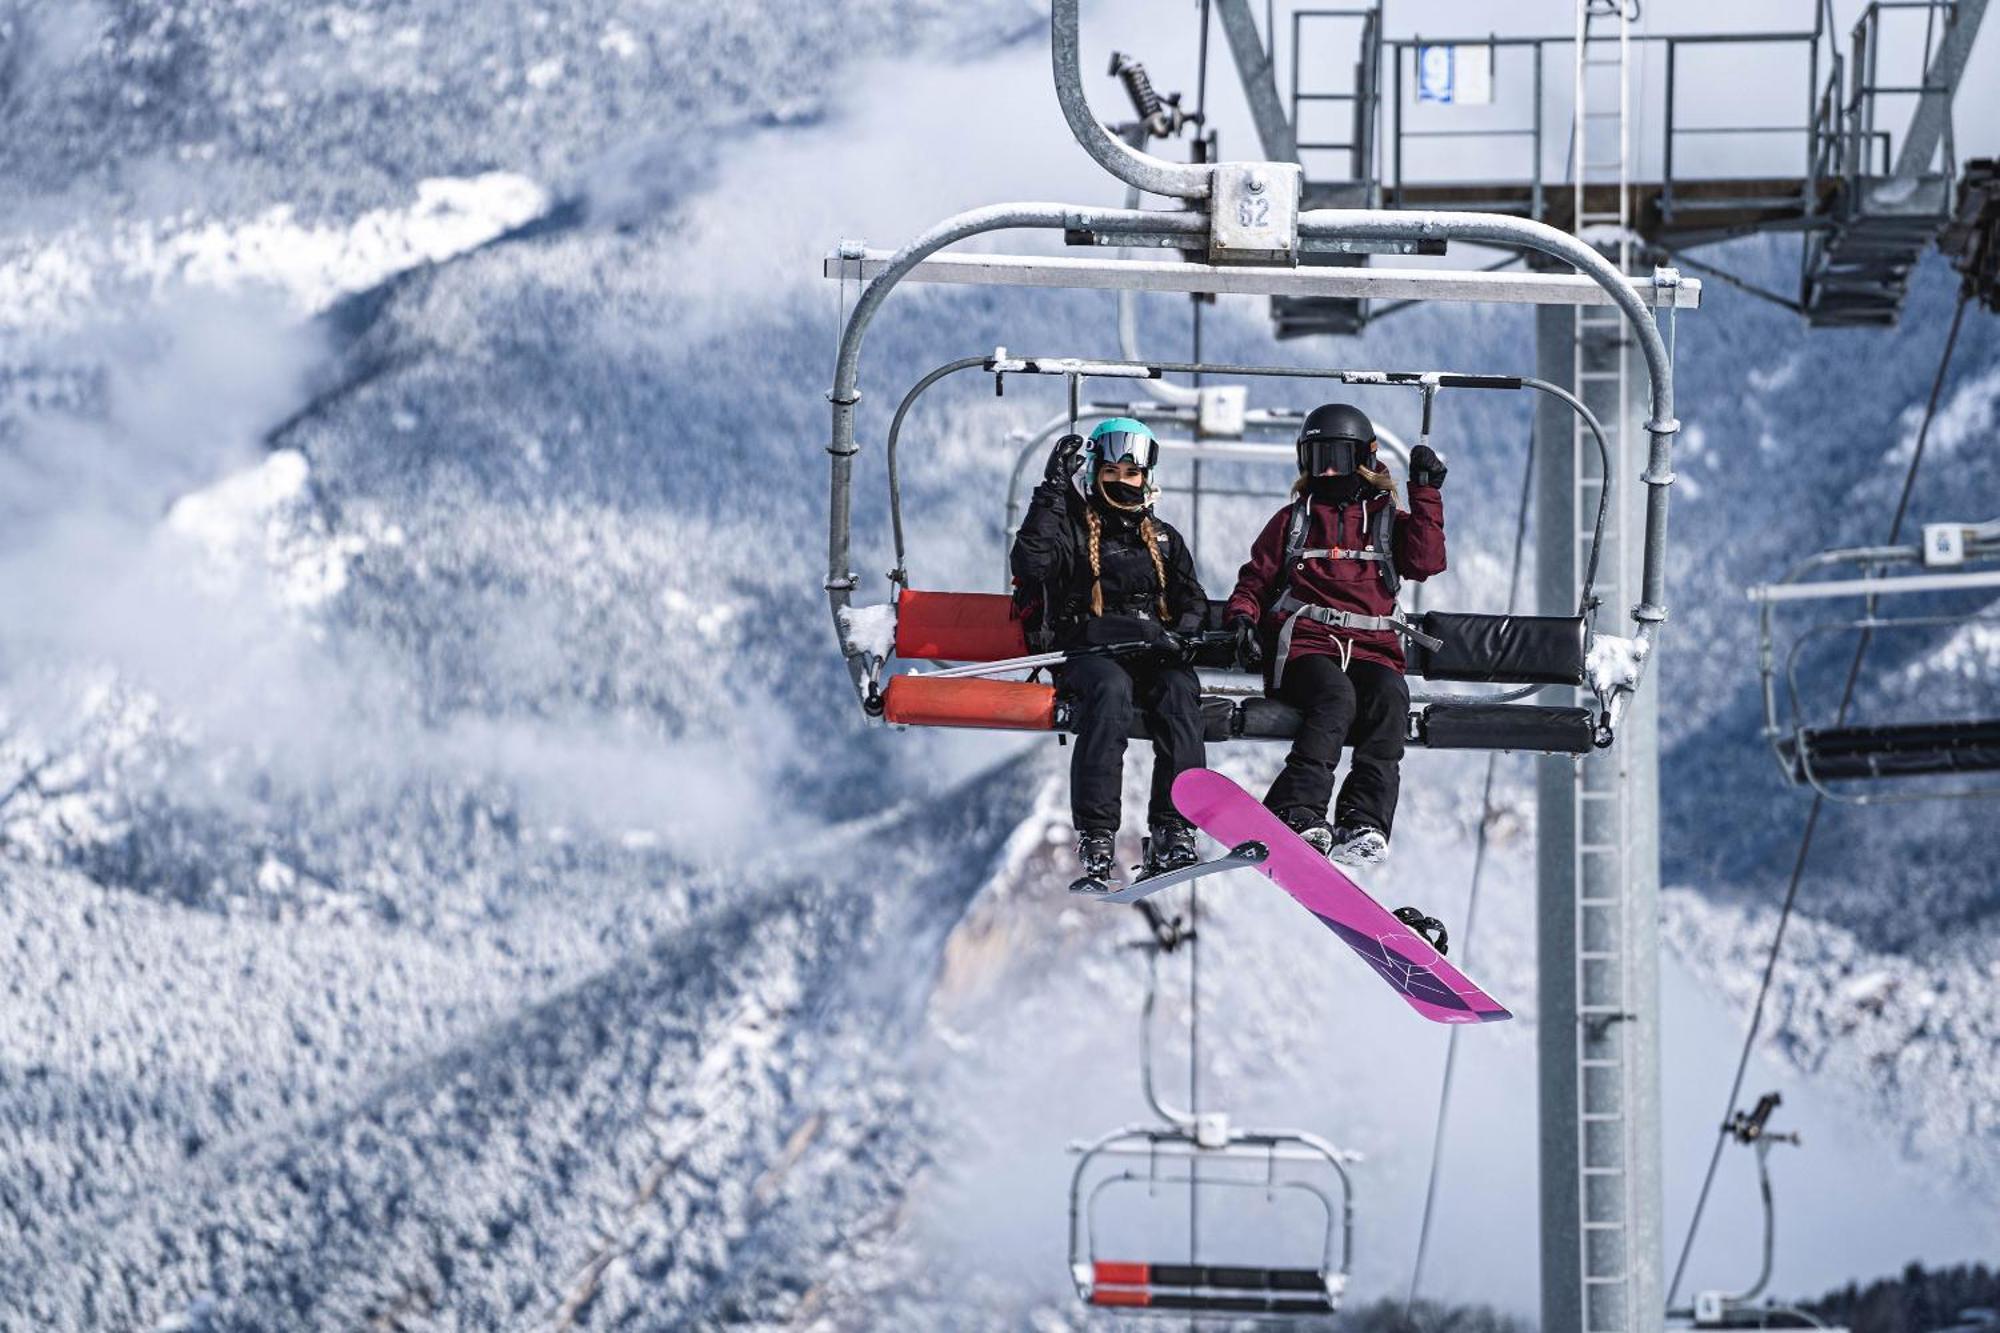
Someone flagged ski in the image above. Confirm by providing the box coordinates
[1170,768,1511,1025]
[1070,839,1270,904]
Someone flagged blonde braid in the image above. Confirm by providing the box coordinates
[1086,506,1104,616]
[1139,514,1170,621]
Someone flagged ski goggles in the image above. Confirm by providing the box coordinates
[1089,430,1160,471]
[1299,435,1374,476]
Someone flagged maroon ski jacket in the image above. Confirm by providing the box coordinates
[1224,483,1446,674]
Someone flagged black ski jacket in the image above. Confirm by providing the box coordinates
[1010,481,1208,649]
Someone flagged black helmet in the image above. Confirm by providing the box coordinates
[1295,402,1377,477]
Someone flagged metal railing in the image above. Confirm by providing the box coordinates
[1380,30,1824,218]
[1269,2,1974,232]
[1289,7,1379,188]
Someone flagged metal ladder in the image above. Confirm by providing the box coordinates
[1571,3,1639,1331]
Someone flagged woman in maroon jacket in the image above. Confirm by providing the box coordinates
[1224,402,1447,868]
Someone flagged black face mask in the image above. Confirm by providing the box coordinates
[1306,474,1365,503]
[1097,479,1148,510]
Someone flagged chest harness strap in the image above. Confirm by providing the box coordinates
[1267,496,1442,688]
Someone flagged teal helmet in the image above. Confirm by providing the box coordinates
[1074,417,1161,504]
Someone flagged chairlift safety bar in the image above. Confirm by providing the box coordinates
[1746,567,2000,602]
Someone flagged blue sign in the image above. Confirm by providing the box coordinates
[1416,43,1492,105]
[1417,44,1456,103]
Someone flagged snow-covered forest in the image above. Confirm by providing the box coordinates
[0,2,1994,1330]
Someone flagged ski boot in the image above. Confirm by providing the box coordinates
[1141,817,1199,878]
[1278,807,1337,858]
[1392,905,1449,956]
[1069,829,1118,894]
[1327,824,1389,870]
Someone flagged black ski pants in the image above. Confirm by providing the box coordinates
[1061,653,1207,833]
[1262,653,1408,836]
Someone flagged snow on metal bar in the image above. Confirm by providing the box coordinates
[821,248,1703,309]
[986,354,1159,378]
[1746,568,2000,603]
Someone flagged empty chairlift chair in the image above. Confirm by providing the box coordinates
[1750,520,2000,801]
[1068,1124,1356,1318]
[1065,921,1358,1319]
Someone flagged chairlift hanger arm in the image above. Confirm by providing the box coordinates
[1051,2,1212,201]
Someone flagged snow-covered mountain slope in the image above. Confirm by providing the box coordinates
[1,1,1996,1327]
[2,756,1034,1330]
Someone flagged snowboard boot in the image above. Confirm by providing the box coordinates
[1328,824,1389,870]
[1074,829,1118,884]
[1278,806,1337,858]
[1141,817,1199,878]
[1392,905,1449,956]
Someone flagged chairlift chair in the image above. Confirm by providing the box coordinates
[848,352,1628,755]
[1749,520,2000,803]
[1064,923,1359,1319]
[823,0,1695,758]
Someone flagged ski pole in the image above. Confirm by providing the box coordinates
[909,631,1233,681]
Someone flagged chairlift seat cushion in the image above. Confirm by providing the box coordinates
[881,675,1054,730]
[1419,702,1596,753]
[1783,718,2000,780]
[894,589,1027,662]
[1088,1261,1336,1314]
[1405,612,1587,685]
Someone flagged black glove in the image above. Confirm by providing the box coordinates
[1230,615,1263,671]
[1044,433,1086,486]
[1409,444,1447,489]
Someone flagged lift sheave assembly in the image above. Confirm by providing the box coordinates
[821,0,1696,761]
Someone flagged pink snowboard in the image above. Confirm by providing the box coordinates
[1172,768,1511,1025]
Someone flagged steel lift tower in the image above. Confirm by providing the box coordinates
[1538,8,1663,1331]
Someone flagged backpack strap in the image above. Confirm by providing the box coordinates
[1278,494,1313,586]
[1373,498,1400,598]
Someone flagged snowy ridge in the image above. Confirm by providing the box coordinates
[0,173,548,329]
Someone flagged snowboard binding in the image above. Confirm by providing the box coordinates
[1392,905,1450,956]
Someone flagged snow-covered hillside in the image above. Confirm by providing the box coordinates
[1,1,1996,1329]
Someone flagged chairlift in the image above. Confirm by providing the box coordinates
[823,0,1694,757]
[1668,1094,1841,1331]
[850,351,1626,755]
[1066,917,1359,1319]
[1749,520,2000,803]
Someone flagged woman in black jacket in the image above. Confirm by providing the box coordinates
[1009,418,1209,885]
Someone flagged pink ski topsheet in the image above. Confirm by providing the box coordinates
[1172,768,1511,1025]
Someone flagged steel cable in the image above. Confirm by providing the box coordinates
[1407,413,1538,1315]
[1664,287,1972,1307]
